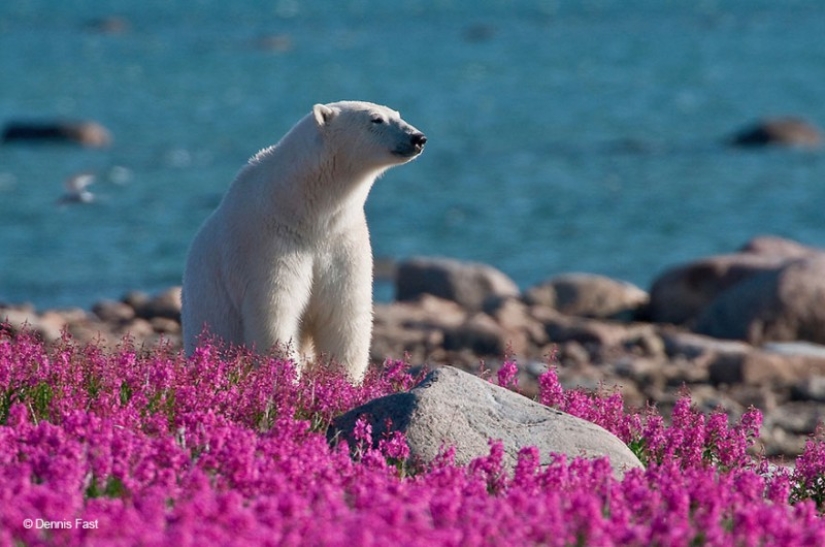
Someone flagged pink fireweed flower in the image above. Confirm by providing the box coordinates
[496,360,519,390]
[2,328,825,545]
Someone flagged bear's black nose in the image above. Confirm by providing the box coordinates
[411,133,427,147]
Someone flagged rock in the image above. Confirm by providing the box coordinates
[792,376,825,403]
[648,252,789,326]
[728,385,778,413]
[662,359,710,387]
[483,296,548,348]
[126,287,182,322]
[371,295,468,362]
[443,313,511,356]
[328,366,644,479]
[625,329,667,358]
[395,257,519,312]
[660,330,751,359]
[708,347,825,387]
[1,307,63,342]
[2,120,112,147]
[523,273,648,320]
[377,294,468,331]
[729,117,822,148]
[531,306,653,351]
[557,341,592,368]
[255,34,293,53]
[614,356,667,390]
[84,16,131,34]
[150,317,181,334]
[694,256,825,345]
[739,235,820,259]
[765,402,823,436]
[761,427,807,458]
[121,318,155,340]
[688,384,744,417]
[762,341,825,359]
[92,299,136,324]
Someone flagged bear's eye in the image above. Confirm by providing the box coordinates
[371,116,385,124]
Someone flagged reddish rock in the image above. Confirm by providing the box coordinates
[524,273,648,320]
[2,120,112,148]
[648,253,789,326]
[124,287,182,322]
[709,347,825,387]
[92,299,136,324]
[695,256,825,345]
[730,117,822,148]
[443,313,511,356]
[484,296,548,347]
[372,295,468,362]
[739,235,820,259]
[395,257,519,312]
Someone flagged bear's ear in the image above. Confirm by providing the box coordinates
[313,104,336,127]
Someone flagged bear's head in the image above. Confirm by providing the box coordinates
[312,101,426,171]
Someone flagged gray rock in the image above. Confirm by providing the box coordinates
[792,376,825,403]
[328,366,644,479]
[660,330,751,359]
[694,256,825,345]
[524,273,648,320]
[395,257,519,312]
[765,402,824,436]
[763,341,825,359]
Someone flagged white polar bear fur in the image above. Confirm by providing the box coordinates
[182,101,426,382]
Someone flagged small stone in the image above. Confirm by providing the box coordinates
[92,299,136,324]
[443,313,510,356]
[792,376,825,403]
[729,117,822,148]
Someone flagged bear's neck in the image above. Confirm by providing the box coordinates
[246,129,385,234]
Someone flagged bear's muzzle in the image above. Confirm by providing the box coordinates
[394,132,427,158]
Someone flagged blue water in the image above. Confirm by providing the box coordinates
[1,0,824,310]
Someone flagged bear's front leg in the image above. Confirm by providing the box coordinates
[310,237,373,384]
[241,253,314,370]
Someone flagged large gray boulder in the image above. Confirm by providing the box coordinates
[328,366,643,479]
[395,257,519,312]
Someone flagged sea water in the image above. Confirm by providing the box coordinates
[1,0,824,309]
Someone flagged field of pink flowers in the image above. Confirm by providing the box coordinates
[2,327,825,546]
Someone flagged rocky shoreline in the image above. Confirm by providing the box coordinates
[4,234,825,460]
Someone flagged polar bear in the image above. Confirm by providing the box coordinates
[181,101,426,382]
